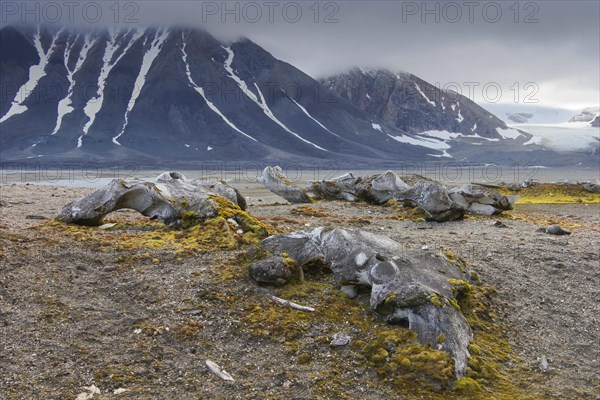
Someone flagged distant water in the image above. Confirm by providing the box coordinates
[1,165,598,188]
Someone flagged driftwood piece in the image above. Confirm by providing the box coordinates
[270,295,315,312]
[205,359,235,382]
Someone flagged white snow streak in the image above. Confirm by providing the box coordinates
[387,134,450,150]
[181,38,257,142]
[414,83,436,107]
[288,95,340,137]
[78,28,143,148]
[420,130,460,141]
[221,46,327,151]
[113,28,170,145]
[471,122,477,132]
[523,135,543,146]
[372,123,383,132]
[1,27,62,123]
[496,127,522,140]
[50,33,96,136]
[456,109,464,123]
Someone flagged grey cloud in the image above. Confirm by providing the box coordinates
[3,0,598,108]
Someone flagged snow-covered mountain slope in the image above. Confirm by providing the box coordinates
[0,25,594,167]
[0,25,460,165]
[321,68,509,139]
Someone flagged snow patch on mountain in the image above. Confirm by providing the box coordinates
[79,28,143,147]
[496,128,522,140]
[456,107,464,123]
[387,133,451,158]
[181,38,257,142]
[51,33,96,136]
[415,82,436,107]
[221,46,326,151]
[287,95,340,137]
[372,123,383,132]
[113,28,170,145]
[1,27,62,123]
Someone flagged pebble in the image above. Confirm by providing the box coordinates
[330,333,351,347]
[540,355,549,371]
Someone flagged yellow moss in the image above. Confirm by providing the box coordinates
[39,197,275,260]
[370,348,389,366]
[429,293,444,307]
[500,183,600,204]
[280,252,303,282]
[437,333,446,344]
[386,205,427,222]
[454,377,482,394]
[443,250,468,273]
[174,318,203,340]
[297,352,312,364]
[291,205,327,217]
[448,279,473,299]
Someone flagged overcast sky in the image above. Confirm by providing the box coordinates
[4,1,599,110]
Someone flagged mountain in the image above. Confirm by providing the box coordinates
[569,107,600,124]
[0,25,592,167]
[321,68,507,138]
[0,25,450,166]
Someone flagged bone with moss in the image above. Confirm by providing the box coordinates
[258,166,517,221]
[55,172,247,229]
[249,227,474,378]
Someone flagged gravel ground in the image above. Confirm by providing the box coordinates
[0,183,598,399]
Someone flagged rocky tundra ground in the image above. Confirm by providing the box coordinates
[0,181,598,399]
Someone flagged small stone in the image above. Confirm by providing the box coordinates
[282,380,293,389]
[545,225,571,235]
[492,220,507,228]
[25,215,48,220]
[330,333,351,347]
[540,355,549,371]
[249,256,292,286]
[227,218,239,227]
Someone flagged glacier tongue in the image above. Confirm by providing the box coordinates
[78,28,143,148]
[0,27,62,123]
[50,33,96,137]
[180,34,257,142]
[113,28,170,145]
[221,46,327,151]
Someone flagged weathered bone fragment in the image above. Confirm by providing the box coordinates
[250,227,473,378]
[56,172,246,229]
[258,166,517,221]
